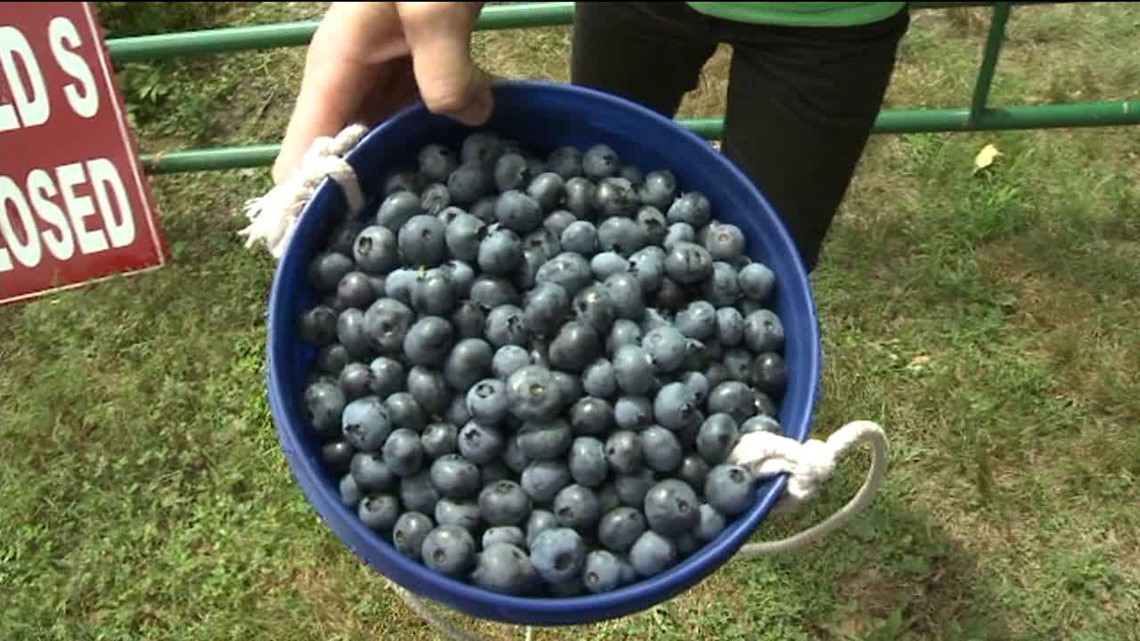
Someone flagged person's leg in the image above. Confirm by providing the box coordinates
[570,2,719,119]
[716,10,911,272]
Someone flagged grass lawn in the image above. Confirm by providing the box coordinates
[2,2,1138,640]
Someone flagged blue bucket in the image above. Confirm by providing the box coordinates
[266,79,821,627]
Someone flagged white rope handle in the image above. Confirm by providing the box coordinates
[728,420,889,557]
[238,123,369,259]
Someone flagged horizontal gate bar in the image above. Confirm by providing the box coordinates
[140,100,1140,174]
[105,2,1053,64]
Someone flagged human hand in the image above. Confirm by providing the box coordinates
[272,2,494,185]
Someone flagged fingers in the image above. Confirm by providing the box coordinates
[397,2,494,127]
[274,3,403,185]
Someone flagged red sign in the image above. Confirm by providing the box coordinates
[1,2,168,306]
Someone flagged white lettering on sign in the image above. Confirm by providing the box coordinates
[49,17,99,119]
[0,159,136,271]
[0,25,50,131]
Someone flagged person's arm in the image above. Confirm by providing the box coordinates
[273,2,492,185]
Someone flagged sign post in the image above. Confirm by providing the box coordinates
[1,2,168,306]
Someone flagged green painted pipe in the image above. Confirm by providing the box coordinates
[140,101,1140,174]
[106,2,1047,64]
[969,3,1012,121]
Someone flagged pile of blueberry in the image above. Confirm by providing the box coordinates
[296,131,789,598]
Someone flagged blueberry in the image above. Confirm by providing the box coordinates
[334,269,376,308]
[707,381,760,423]
[595,506,645,554]
[435,497,482,532]
[642,326,688,374]
[543,210,577,238]
[444,211,487,263]
[476,228,524,279]
[627,247,664,293]
[550,371,582,410]
[503,436,531,475]
[351,450,396,493]
[418,143,458,183]
[439,260,476,298]
[517,419,573,461]
[527,173,566,212]
[457,421,506,466]
[483,526,526,550]
[582,550,623,594]
[523,227,561,262]
[447,395,472,428]
[652,382,702,433]
[451,300,486,339]
[470,196,497,225]
[704,464,757,516]
[377,191,422,232]
[582,360,617,398]
[399,470,440,515]
[472,543,539,596]
[363,298,414,356]
[664,241,714,285]
[493,190,542,234]
[447,161,490,206]
[740,414,782,435]
[298,305,337,346]
[663,222,695,252]
[715,307,746,347]
[570,284,616,335]
[704,222,745,261]
[695,504,727,543]
[308,252,355,295]
[443,338,493,391]
[382,268,419,306]
[614,468,655,507]
[393,511,434,560]
[384,392,426,433]
[526,509,559,551]
[628,531,677,578]
[522,281,571,340]
[564,177,596,218]
[597,216,647,256]
[678,454,710,491]
[382,428,424,477]
[338,362,375,400]
[596,483,621,515]
[739,263,776,301]
[547,147,583,179]
[479,479,532,527]
[639,426,683,473]
[410,273,456,316]
[594,177,639,218]
[521,460,572,504]
[407,367,450,415]
[316,343,350,374]
[485,304,528,348]
[612,345,654,396]
[421,422,459,460]
[461,131,503,166]
[570,397,614,436]
[666,192,712,228]
[643,479,700,537]
[614,396,654,431]
[568,437,608,487]
[590,252,629,282]
[681,371,711,405]
[506,365,563,422]
[492,345,531,380]
[606,319,643,355]
[368,356,405,398]
[548,321,602,373]
[696,414,739,467]
[676,301,716,341]
[552,484,602,533]
[334,308,370,361]
[652,277,689,313]
[605,430,642,475]
[430,453,481,499]
[422,525,477,579]
[743,309,785,354]
[560,220,598,257]
[383,170,416,196]
[358,494,401,532]
[339,473,363,507]
[601,272,645,322]
[340,395,388,451]
[722,348,752,382]
[401,316,453,369]
[637,170,676,210]
[323,439,356,475]
[583,144,619,181]
[481,461,511,486]
[420,182,452,216]
[466,378,508,425]
[494,153,532,193]
[536,252,593,298]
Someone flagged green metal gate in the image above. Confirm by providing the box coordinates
[102,2,1140,175]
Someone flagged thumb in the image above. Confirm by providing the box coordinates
[397,2,494,127]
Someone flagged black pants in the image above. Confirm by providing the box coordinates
[570,2,911,272]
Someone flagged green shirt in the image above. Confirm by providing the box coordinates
[686,2,907,27]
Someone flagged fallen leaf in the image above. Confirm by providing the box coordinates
[973,143,1002,173]
[909,355,931,366]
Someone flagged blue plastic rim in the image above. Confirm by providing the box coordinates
[266,79,822,627]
